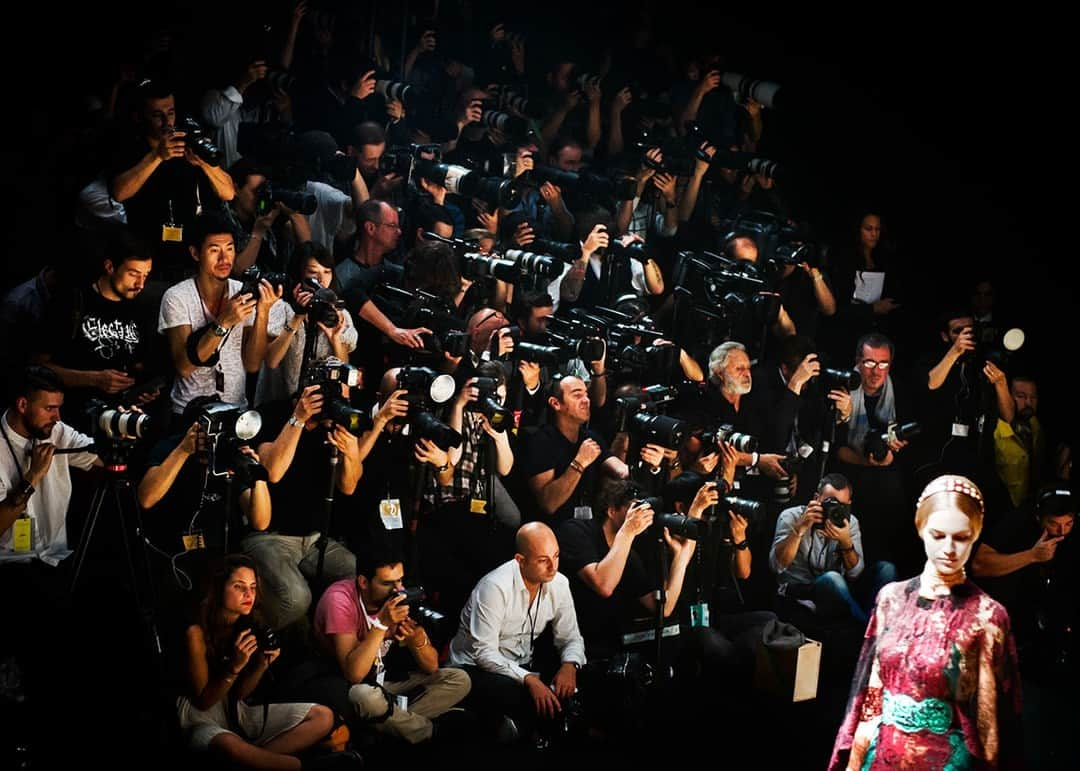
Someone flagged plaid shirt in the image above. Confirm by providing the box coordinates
[434,412,490,505]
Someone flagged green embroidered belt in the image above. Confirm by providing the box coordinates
[881,692,953,734]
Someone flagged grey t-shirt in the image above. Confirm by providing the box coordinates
[770,504,865,590]
[158,277,255,413]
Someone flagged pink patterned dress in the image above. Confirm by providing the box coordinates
[830,578,1023,770]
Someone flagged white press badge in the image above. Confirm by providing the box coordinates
[951,423,970,438]
[380,499,404,530]
[574,506,593,520]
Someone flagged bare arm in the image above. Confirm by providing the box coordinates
[971,542,1037,578]
[529,467,583,518]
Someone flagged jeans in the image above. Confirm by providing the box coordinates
[813,560,897,624]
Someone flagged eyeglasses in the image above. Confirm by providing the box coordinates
[860,360,891,371]
[375,221,402,230]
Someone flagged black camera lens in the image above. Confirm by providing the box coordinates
[412,411,463,452]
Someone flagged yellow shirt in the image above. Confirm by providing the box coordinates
[993,416,1042,507]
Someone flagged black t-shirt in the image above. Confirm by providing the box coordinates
[557,518,653,659]
[253,400,356,537]
[346,430,413,553]
[39,285,159,419]
[778,267,825,343]
[108,138,221,257]
[142,433,254,552]
[519,424,613,524]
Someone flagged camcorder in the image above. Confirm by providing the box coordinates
[865,421,921,463]
[301,358,370,435]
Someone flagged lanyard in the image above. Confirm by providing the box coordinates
[1,417,30,479]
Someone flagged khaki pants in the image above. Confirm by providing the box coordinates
[349,667,471,743]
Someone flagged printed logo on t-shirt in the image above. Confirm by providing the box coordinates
[81,316,141,360]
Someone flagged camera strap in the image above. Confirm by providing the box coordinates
[1,419,29,480]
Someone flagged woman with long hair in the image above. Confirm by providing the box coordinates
[829,475,1023,770]
[178,554,356,769]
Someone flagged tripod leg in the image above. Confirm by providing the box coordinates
[70,483,108,593]
[113,482,165,665]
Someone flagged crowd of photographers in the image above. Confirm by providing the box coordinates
[1,1,1077,765]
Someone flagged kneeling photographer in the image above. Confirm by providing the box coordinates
[137,396,270,594]
[769,473,895,634]
[242,363,366,630]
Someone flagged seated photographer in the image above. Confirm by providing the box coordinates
[834,332,917,565]
[33,230,163,433]
[520,375,632,524]
[662,465,778,688]
[971,486,1077,661]
[769,473,895,631]
[137,395,271,556]
[159,212,280,422]
[255,245,357,407]
[347,368,457,551]
[108,79,235,280]
[312,545,471,744]
[226,159,313,276]
[240,380,363,630]
[557,479,694,661]
[178,554,356,769]
[448,522,586,744]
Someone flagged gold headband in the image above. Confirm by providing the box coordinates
[916,474,985,513]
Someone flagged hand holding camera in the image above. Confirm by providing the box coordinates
[688,480,721,519]
[220,291,259,329]
[378,591,410,629]
[155,129,187,162]
[621,499,655,538]
[950,326,977,359]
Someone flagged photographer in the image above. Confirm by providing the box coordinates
[200,56,288,170]
[1,366,101,564]
[159,212,280,421]
[108,79,235,279]
[521,375,632,523]
[137,396,270,553]
[240,380,363,629]
[226,159,313,276]
[918,309,1013,476]
[614,148,680,242]
[312,546,470,744]
[557,479,694,660]
[769,474,895,630]
[993,375,1045,507]
[255,244,357,406]
[33,230,163,431]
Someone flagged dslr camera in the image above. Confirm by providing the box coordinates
[301,358,370,435]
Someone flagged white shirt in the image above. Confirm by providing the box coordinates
[448,559,586,682]
[305,181,355,251]
[159,278,256,413]
[0,411,97,565]
[254,299,358,406]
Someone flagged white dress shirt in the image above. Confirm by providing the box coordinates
[449,559,586,682]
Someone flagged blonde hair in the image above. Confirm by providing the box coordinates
[915,474,985,537]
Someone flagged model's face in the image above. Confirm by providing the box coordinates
[192,232,236,280]
[920,508,976,575]
[858,344,892,395]
[224,566,257,616]
[105,258,152,299]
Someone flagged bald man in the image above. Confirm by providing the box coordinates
[448,522,586,741]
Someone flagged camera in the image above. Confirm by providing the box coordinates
[480,110,530,138]
[636,497,709,540]
[239,266,288,299]
[529,237,581,263]
[465,377,512,433]
[397,366,457,406]
[251,624,280,651]
[196,402,262,441]
[515,165,638,202]
[685,122,783,180]
[613,390,687,449]
[393,586,447,632]
[302,358,370,435]
[817,496,851,528]
[85,399,151,441]
[819,367,861,391]
[411,411,462,452]
[172,117,223,166]
[721,72,783,110]
[376,79,420,109]
[700,424,758,453]
[292,278,345,327]
[497,88,545,119]
[865,421,921,463]
[511,341,567,366]
[462,250,560,285]
[254,181,318,217]
[412,159,520,209]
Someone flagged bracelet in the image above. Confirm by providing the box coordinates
[750,452,760,468]
[732,540,749,550]
[411,636,430,650]
[436,462,451,473]
[370,618,389,631]
[284,324,298,335]
[837,545,855,554]
[569,460,584,474]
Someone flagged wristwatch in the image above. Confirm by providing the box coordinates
[370,618,388,631]
[211,324,229,338]
[288,415,304,428]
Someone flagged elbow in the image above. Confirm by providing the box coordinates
[136,487,157,511]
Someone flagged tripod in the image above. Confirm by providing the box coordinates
[69,451,163,663]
